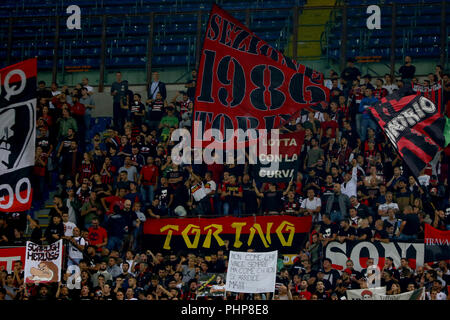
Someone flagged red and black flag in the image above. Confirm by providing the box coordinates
[0,59,37,212]
[369,86,446,178]
[193,4,329,147]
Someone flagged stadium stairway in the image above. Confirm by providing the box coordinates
[287,0,336,60]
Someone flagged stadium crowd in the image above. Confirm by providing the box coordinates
[0,57,449,300]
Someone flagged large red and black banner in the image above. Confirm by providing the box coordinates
[0,246,26,273]
[424,224,450,263]
[0,59,36,212]
[324,241,424,272]
[252,130,305,183]
[369,86,445,177]
[193,4,329,146]
[143,215,312,253]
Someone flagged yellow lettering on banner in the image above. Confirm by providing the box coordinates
[203,224,225,248]
[231,222,247,248]
[276,221,295,246]
[160,225,179,250]
[248,223,272,248]
[181,224,201,248]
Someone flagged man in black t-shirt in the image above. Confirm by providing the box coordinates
[397,205,420,241]
[398,56,416,83]
[185,69,197,101]
[155,177,173,216]
[130,94,145,126]
[337,219,356,243]
[321,258,341,290]
[261,183,282,214]
[319,214,338,246]
[241,175,259,215]
[37,80,53,102]
[372,219,390,243]
[341,58,361,92]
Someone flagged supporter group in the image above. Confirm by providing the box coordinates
[0,57,449,301]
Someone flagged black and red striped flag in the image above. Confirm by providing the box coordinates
[369,85,446,178]
[0,59,36,212]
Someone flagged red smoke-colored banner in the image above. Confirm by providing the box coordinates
[144,215,312,235]
[193,4,329,145]
[0,59,36,212]
[425,224,450,245]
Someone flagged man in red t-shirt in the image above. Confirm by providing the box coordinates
[100,188,127,215]
[320,112,339,138]
[88,217,108,252]
[296,280,312,300]
[138,156,159,206]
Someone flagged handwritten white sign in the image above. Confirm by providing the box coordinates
[225,250,277,293]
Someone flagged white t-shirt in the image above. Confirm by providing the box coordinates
[383,84,398,94]
[301,197,322,210]
[191,183,207,202]
[64,221,77,237]
[418,175,430,186]
[66,199,77,224]
[378,202,399,213]
[84,85,94,93]
[135,210,147,222]
[49,90,61,109]
[204,180,216,195]
[119,166,138,182]
[69,236,86,260]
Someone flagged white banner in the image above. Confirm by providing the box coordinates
[374,287,425,300]
[24,240,63,284]
[325,241,424,271]
[225,250,277,293]
[346,287,386,300]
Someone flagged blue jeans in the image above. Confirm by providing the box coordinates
[140,185,156,206]
[356,114,363,139]
[360,117,378,142]
[397,234,417,241]
[107,236,123,251]
[330,210,342,223]
[223,202,240,216]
